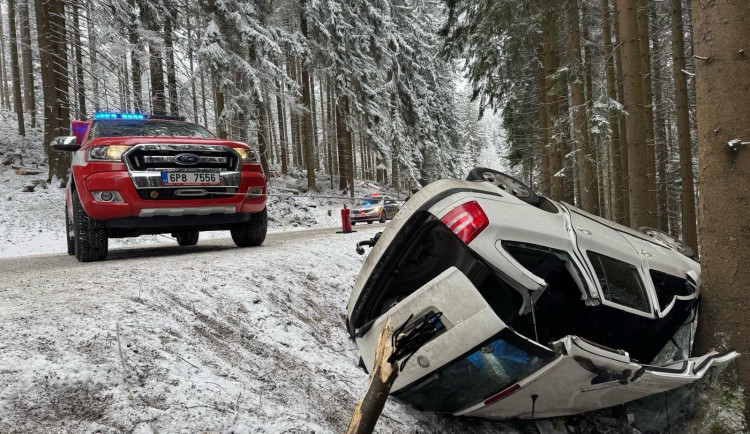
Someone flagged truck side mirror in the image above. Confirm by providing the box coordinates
[50,136,80,152]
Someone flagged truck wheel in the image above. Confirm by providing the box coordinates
[231,208,268,247]
[73,193,108,262]
[466,167,541,206]
[65,207,75,256]
[175,231,199,246]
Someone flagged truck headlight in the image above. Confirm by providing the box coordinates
[235,148,259,164]
[87,146,129,161]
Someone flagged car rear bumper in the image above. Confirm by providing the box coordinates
[75,168,266,221]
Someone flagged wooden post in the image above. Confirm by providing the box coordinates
[346,318,398,434]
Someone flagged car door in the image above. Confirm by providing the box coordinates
[563,204,657,318]
[385,198,399,218]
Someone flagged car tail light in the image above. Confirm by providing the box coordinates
[484,383,521,406]
[440,200,489,244]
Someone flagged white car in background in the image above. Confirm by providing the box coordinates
[347,168,737,419]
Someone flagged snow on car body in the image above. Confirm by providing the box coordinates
[53,113,268,262]
[346,174,737,419]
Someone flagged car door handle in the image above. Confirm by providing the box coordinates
[640,249,653,258]
[576,226,592,237]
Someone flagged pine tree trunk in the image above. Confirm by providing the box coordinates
[86,0,99,112]
[8,0,25,135]
[602,0,625,223]
[537,43,551,197]
[636,0,659,225]
[328,76,338,186]
[36,0,70,183]
[650,11,669,233]
[569,0,599,214]
[72,0,86,120]
[164,14,179,116]
[0,11,10,110]
[277,80,289,174]
[149,41,166,115]
[542,1,563,201]
[671,0,697,252]
[200,70,208,126]
[616,0,653,229]
[390,93,399,190]
[186,3,198,123]
[127,0,143,112]
[613,0,631,226]
[691,0,750,420]
[337,94,350,191]
[300,0,316,190]
[19,0,35,127]
[215,86,226,139]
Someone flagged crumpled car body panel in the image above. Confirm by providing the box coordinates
[347,179,738,420]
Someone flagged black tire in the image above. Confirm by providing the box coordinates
[367,221,373,225]
[379,211,386,223]
[231,208,268,247]
[176,231,199,246]
[466,167,541,206]
[65,207,75,256]
[638,227,695,258]
[73,192,108,262]
[351,221,357,226]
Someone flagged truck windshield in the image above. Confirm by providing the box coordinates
[393,331,554,413]
[88,120,214,139]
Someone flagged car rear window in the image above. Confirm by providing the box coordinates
[588,251,651,313]
[88,120,214,139]
[394,331,554,413]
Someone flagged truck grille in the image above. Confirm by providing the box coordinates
[123,144,242,200]
[124,144,239,171]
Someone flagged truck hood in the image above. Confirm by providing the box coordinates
[82,136,251,150]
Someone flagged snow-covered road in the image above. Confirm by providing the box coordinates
[0,225,508,433]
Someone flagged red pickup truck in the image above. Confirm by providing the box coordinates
[52,113,268,262]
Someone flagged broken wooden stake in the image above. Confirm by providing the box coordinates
[346,317,398,434]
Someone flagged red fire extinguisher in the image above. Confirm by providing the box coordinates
[339,204,353,233]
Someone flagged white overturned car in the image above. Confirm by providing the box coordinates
[346,168,737,419]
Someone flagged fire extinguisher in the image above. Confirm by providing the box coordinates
[339,204,353,233]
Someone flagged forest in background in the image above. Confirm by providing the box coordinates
[0,0,505,199]
[0,0,701,250]
[442,0,700,252]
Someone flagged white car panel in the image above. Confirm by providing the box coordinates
[462,336,738,419]
[355,267,506,391]
[347,179,503,318]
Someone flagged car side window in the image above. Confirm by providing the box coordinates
[587,251,651,313]
[650,270,695,311]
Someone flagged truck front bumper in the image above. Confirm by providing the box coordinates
[75,168,267,221]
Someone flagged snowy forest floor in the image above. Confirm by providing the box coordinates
[0,128,746,433]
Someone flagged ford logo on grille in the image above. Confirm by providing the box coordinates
[174,153,200,165]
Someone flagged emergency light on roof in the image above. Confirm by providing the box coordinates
[92,112,187,121]
[94,112,145,120]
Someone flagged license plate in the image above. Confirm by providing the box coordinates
[161,172,220,186]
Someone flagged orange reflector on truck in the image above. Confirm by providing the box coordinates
[440,200,489,244]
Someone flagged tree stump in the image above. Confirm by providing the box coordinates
[346,317,399,434]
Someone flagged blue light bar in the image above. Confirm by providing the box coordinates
[94,112,146,120]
